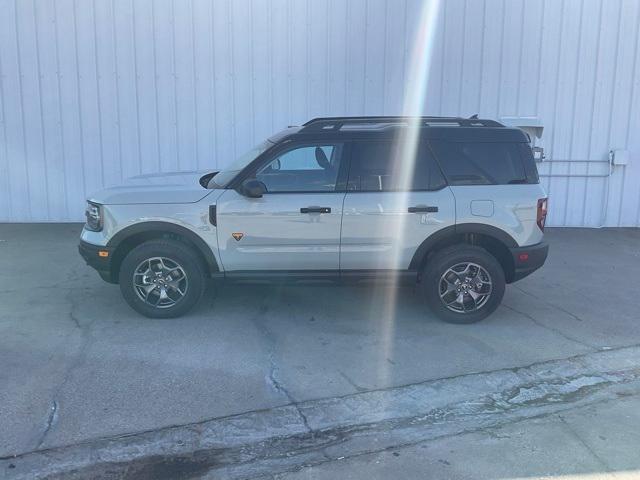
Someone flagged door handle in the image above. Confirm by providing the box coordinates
[300,206,331,214]
[408,205,438,213]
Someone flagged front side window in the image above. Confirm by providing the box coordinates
[347,141,446,192]
[255,144,343,193]
[431,141,531,185]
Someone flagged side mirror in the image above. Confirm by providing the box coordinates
[240,179,267,198]
[199,171,218,188]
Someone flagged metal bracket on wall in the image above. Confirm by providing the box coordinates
[537,156,619,227]
[537,159,612,178]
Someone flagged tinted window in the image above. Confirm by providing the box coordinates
[518,143,540,183]
[255,144,343,192]
[431,141,533,185]
[347,141,446,192]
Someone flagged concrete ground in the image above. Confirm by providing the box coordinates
[1,225,639,479]
[273,395,640,480]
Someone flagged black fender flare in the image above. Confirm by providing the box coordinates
[408,223,518,271]
[107,221,219,274]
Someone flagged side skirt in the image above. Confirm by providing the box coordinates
[218,270,418,285]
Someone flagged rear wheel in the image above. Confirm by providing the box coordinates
[119,239,206,318]
[422,245,505,324]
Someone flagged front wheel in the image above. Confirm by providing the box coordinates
[422,245,505,324]
[119,239,206,318]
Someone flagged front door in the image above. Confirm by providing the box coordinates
[216,142,347,272]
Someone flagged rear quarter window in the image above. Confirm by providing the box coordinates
[431,140,538,185]
[518,143,540,183]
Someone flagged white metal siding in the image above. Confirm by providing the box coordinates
[0,0,638,225]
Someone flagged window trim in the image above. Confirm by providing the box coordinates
[345,139,448,193]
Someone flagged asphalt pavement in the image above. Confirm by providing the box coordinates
[1,225,639,479]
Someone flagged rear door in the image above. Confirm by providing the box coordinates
[340,140,456,271]
[216,142,347,272]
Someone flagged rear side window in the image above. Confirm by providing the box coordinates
[431,141,538,185]
[347,141,446,192]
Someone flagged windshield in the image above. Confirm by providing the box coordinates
[209,140,271,188]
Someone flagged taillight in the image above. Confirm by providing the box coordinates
[537,198,548,231]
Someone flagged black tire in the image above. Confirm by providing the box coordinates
[422,245,505,324]
[119,239,206,318]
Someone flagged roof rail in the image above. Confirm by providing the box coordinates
[300,116,504,132]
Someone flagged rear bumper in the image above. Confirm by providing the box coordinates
[78,240,117,283]
[509,241,549,282]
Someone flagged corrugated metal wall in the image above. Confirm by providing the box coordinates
[0,0,639,225]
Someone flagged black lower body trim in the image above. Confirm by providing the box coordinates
[509,241,549,282]
[78,240,116,283]
[223,270,417,284]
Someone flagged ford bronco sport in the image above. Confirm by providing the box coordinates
[79,116,548,324]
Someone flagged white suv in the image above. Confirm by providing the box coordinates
[79,116,548,324]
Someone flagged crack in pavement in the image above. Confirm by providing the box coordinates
[266,350,313,434]
[338,371,368,393]
[557,413,612,472]
[513,284,586,323]
[501,303,596,349]
[4,344,640,480]
[250,299,313,434]
[34,402,58,450]
[31,289,96,451]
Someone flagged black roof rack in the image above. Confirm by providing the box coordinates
[300,116,504,132]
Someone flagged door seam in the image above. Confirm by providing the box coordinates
[338,191,347,272]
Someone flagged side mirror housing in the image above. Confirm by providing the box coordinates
[199,171,218,188]
[240,179,267,198]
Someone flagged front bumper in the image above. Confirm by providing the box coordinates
[509,241,549,282]
[78,240,116,283]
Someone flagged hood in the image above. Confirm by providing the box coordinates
[88,171,218,205]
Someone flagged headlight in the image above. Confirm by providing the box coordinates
[85,202,103,231]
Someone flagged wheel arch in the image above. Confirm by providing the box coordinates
[107,222,219,283]
[410,223,518,283]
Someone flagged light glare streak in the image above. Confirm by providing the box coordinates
[374,0,441,387]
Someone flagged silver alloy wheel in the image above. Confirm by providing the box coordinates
[133,257,189,309]
[438,262,492,313]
